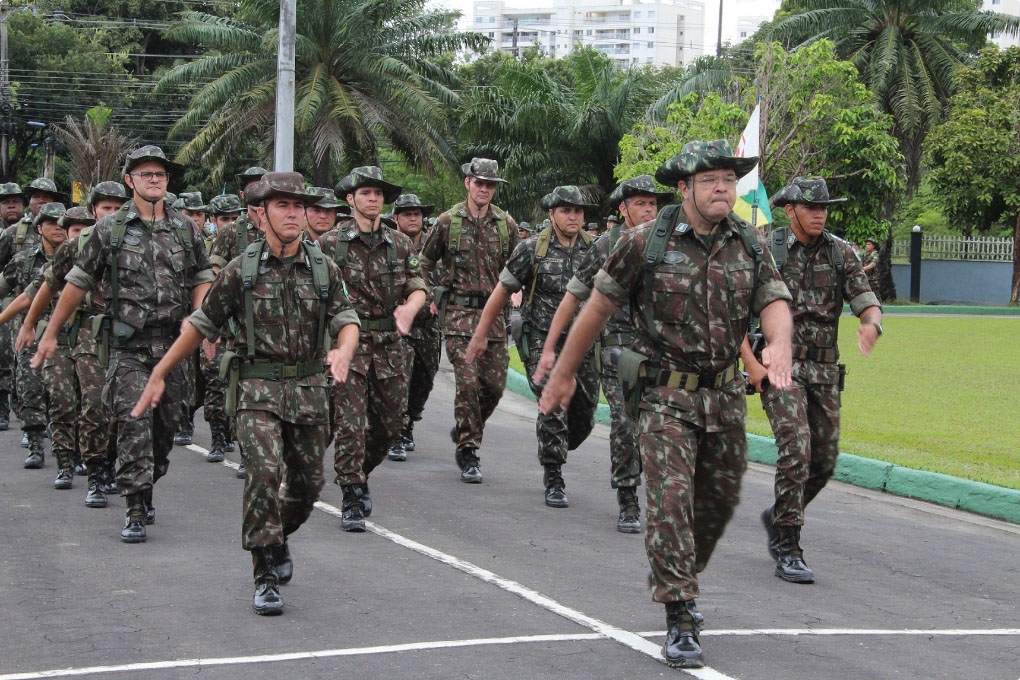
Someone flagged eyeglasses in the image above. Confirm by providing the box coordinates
[130,171,170,181]
[694,176,738,187]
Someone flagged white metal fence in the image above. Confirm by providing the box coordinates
[891,235,1013,261]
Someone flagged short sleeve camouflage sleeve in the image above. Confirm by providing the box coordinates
[750,230,793,315]
[498,238,535,294]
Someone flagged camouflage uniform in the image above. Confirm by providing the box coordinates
[761,178,880,535]
[319,167,425,525]
[418,159,520,471]
[594,142,791,608]
[65,147,215,522]
[0,183,26,424]
[501,186,599,504]
[862,240,881,299]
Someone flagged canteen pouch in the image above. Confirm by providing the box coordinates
[220,351,241,417]
[111,320,137,349]
[90,314,111,367]
[433,286,450,327]
[34,317,49,340]
[515,320,532,361]
[593,339,603,374]
[837,363,847,392]
[615,347,649,421]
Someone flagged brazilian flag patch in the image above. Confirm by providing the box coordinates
[408,254,420,269]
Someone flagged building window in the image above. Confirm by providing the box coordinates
[488,32,494,37]
[646,56,653,63]
[634,27,640,34]
[476,17,483,23]
[489,16,495,22]
[586,29,592,35]
[740,31,747,38]
[646,27,654,34]
[634,10,641,17]
[648,10,655,18]
[647,41,654,49]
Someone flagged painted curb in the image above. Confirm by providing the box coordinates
[505,367,1019,524]
[844,304,1020,316]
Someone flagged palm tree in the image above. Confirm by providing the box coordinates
[155,0,487,185]
[459,48,655,220]
[769,0,1020,191]
[52,107,138,193]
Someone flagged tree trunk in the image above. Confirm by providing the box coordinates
[1011,212,1020,305]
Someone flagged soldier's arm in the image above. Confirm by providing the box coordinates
[31,284,86,367]
[739,335,768,392]
[539,290,616,414]
[0,291,32,326]
[417,216,447,285]
[532,292,582,383]
[464,283,512,364]
[839,241,883,356]
[324,259,361,383]
[17,281,56,350]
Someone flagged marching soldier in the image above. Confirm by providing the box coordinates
[387,193,439,460]
[34,145,215,544]
[517,220,533,241]
[862,237,881,298]
[742,176,882,584]
[0,182,25,228]
[316,167,426,531]
[208,194,244,233]
[468,186,598,507]
[131,171,360,616]
[0,183,26,429]
[418,159,520,483]
[533,175,672,530]
[539,140,794,668]
[305,187,347,242]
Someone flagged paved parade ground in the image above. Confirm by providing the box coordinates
[1,360,1018,680]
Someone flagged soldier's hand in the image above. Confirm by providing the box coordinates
[202,337,220,362]
[393,303,416,336]
[857,323,879,357]
[130,377,166,418]
[327,348,351,383]
[761,340,793,391]
[746,361,768,393]
[15,322,35,352]
[532,349,556,384]
[429,301,438,316]
[30,335,56,369]
[464,332,487,363]
[510,290,523,309]
[539,370,576,414]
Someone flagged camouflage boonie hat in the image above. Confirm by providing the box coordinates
[518,220,533,233]
[0,182,25,200]
[393,193,434,217]
[655,139,757,186]
[26,177,69,205]
[865,237,879,246]
[245,171,317,205]
[605,213,619,224]
[122,145,185,177]
[335,166,402,204]
[209,193,244,215]
[461,157,508,184]
[32,202,66,228]
[235,166,269,191]
[606,174,674,205]
[772,176,847,207]
[58,205,96,228]
[88,181,129,207]
[307,186,347,211]
[173,191,209,212]
[540,185,596,211]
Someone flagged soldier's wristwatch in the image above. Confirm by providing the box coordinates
[866,321,883,336]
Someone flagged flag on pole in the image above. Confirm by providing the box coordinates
[733,104,771,227]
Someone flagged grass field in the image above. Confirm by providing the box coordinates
[509,317,1020,490]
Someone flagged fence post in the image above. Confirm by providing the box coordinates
[910,225,922,303]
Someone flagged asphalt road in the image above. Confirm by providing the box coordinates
[1,359,1018,680]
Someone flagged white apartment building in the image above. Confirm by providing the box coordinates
[985,0,1020,48]
[712,0,779,50]
[471,0,705,67]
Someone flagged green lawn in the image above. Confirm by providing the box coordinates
[510,317,1020,490]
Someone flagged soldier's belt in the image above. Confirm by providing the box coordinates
[792,345,839,363]
[238,358,325,381]
[449,294,487,309]
[601,331,635,347]
[642,361,741,390]
[363,317,397,332]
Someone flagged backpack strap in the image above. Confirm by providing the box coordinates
[609,223,622,249]
[640,205,682,363]
[383,228,398,315]
[236,216,249,252]
[771,226,788,271]
[14,220,29,249]
[107,206,131,326]
[824,231,846,348]
[526,225,554,313]
[301,240,332,354]
[240,240,265,361]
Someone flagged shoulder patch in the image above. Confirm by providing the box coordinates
[407,254,420,269]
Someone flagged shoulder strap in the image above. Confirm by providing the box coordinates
[383,228,398,314]
[169,210,196,271]
[609,223,622,248]
[489,205,510,256]
[302,240,332,354]
[108,208,131,325]
[526,226,554,312]
[824,231,846,346]
[641,204,683,356]
[771,227,788,270]
[240,240,266,360]
[236,217,249,252]
[15,220,29,248]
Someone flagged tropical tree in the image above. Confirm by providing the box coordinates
[52,106,138,191]
[768,0,1020,191]
[155,0,488,186]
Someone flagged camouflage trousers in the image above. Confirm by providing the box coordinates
[600,345,641,488]
[446,335,507,453]
[404,326,441,426]
[761,378,841,526]
[104,349,184,495]
[524,333,598,467]
[183,351,201,422]
[332,361,408,486]
[16,345,47,432]
[0,320,13,396]
[238,408,326,550]
[43,341,78,456]
[641,405,747,603]
[202,340,228,424]
[72,331,113,466]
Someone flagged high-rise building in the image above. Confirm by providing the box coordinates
[984,0,1020,48]
[710,0,780,51]
[471,0,705,67]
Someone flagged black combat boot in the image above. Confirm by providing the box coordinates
[53,449,74,490]
[340,485,366,532]
[223,420,236,452]
[0,390,9,430]
[616,486,641,533]
[84,464,107,508]
[360,483,373,517]
[100,459,119,494]
[273,542,293,585]
[662,600,704,668]
[142,488,155,525]
[252,548,284,615]
[386,438,406,461]
[120,493,147,543]
[646,572,705,626]
[775,525,814,584]
[174,418,193,446]
[399,423,415,451]
[455,447,482,484]
[761,505,780,559]
[20,432,28,448]
[23,430,45,468]
[70,450,87,477]
[236,446,246,479]
[206,419,227,463]
[543,464,568,508]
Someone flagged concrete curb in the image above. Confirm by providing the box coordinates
[844,304,1020,315]
[505,366,1020,525]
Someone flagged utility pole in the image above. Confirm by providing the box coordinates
[274,0,296,172]
[716,0,723,57]
[511,18,519,58]
[1,0,11,181]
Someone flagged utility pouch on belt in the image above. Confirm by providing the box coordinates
[433,286,450,327]
[90,314,111,367]
[515,320,531,361]
[837,363,847,392]
[613,347,648,421]
[111,321,136,347]
[220,351,241,417]
[34,317,48,340]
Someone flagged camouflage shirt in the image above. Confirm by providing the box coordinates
[0,217,41,284]
[36,229,105,316]
[0,246,51,302]
[566,228,635,341]
[418,201,520,338]
[407,234,439,341]
[499,227,594,336]
[209,212,260,270]
[189,244,360,425]
[316,218,427,378]
[66,202,215,355]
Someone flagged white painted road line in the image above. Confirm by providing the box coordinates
[639,628,1020,637]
